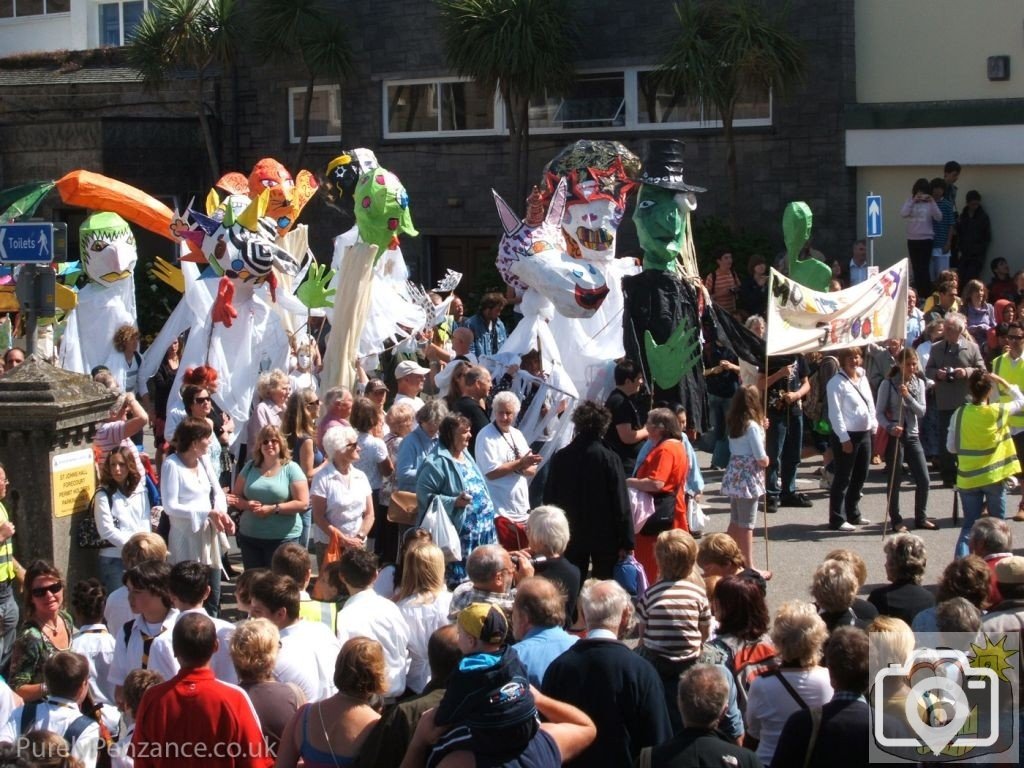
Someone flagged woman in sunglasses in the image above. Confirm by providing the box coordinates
[228,424,308,570]
[9,560,71,702]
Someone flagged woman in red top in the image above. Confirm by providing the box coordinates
[627,408,689,583]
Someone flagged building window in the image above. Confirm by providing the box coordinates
[381,68,770,138]
[288,85,342,144]
[385,78,496,138]
[530,72,625,130]
[98,1,145,46]
[0,0,68,18]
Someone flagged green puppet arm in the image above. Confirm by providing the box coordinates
[644,322,701,390]
[296,262,337,309]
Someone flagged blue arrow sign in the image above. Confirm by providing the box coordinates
[0,222,55,264]
[866,195,883,239]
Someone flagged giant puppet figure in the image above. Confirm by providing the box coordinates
[540,140,642,397]
[782,201,831,292]
[622,139,706,427]
[138,189,298,442]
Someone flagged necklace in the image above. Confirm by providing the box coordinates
[43,619,59,637]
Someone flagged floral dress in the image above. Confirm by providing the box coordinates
[9,612,74,690]
[721,421,767,499]
[448,459,497,585]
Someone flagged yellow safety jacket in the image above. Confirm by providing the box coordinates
[298,598,338,633]
[0,503,14,584]
[991,354,1024,431]
[952,402,1021,490]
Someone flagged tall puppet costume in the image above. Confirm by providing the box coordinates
[622,139,706,427]
[541,140,642,398]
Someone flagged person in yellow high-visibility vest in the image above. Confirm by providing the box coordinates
[947,371,1024,558]
[990,321,1024,521]
[0,464,20,675]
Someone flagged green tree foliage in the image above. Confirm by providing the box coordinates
[127,0,245,183]
[657,0,805,230]
[436,0,579,205]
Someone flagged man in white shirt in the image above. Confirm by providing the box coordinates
[108,561,179,706]
[474,391,542,549]
[249,572,340,701]
[334,548,410,701]
[146,561,237,684]
[103,533,168,637]
[1,652,101,768]
[393,360,429,413]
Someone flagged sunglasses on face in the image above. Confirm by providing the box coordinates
[194,397,211,404]
[306,400,320,408]
[262,438,280,445]
[31,582,62,598]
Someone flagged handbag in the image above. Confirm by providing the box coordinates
[387,491,419,527]
[78,488,114,549]
[638,491,677,536]
[420,495,462,563]
[311,529,344,600]
[612,552,649,600]
[687,495,708,536]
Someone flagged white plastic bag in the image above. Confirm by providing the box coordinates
[420,495,463,563]
[688,496,708,536]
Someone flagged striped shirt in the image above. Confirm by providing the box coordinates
[636,578,710,662]
[705,269,740,313]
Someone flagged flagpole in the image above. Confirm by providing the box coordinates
[761,272,774,573]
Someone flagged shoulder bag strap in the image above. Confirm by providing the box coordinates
[767,669,808,710]
[638,745,653,768]
[802,707,823,768]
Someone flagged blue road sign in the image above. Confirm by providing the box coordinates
[0,223,55,264]
[866,195,883,238]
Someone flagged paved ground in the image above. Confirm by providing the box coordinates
[696,453,1021,616]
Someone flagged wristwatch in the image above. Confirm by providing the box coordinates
[355,532,367,542]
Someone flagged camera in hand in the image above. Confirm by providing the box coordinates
[941,367,955,380]
[511,555,548,566]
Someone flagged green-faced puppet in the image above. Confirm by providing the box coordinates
[353,167,417,260]
[634,139,705,272]
[783,201,831,292]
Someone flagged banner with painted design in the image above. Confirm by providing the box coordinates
[765,260,909,355]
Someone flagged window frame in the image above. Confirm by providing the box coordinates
[287,84,343,145]
[97,0,146,47]
[380,67,772,139]
[0,0,70,20]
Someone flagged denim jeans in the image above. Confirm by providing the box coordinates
[0,586,18,674]
[299,508,312,551]
[237,533,300,571]
[205,565,222,618]
[884,432,931,527]
[957,482,1006,558]
[766,408,803,499]
[708,393,732,469]
[98,555,125,597]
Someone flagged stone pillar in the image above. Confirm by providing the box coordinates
[0,355,115,583]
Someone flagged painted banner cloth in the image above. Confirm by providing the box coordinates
[765,260,909,355]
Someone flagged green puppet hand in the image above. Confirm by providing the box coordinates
[644,322,701,390]
[296,262,337,309]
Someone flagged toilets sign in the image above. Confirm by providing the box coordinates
[0,223,54,264]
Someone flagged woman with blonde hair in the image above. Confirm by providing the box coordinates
[245,368,290,459]
[745,601,833,764]
[396,543,452,694]
[282,388,328,549]
[825,548,878,622]
[229,618,305,755]
[228,424,308,570]
[275,637,386,767]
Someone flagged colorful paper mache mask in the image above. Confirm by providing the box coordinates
[186,191,295,285]
[216,158,317,237]
[494,179,609,318]
[323,148,379,212]
[543,140,641,262]
[79,211,137,287]
[353,167,418,257]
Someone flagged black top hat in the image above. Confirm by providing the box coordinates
[638,139,706,193]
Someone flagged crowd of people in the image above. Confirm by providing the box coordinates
[0,155,1020,764]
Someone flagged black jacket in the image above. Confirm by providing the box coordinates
[543,436,633,552]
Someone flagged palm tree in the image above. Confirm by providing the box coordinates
[127,0,245,183]
[249,0,353,170]
[657,0,805,229]
[436,0,578,205]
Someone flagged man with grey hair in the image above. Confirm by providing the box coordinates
[639,665,762,767]
[476,390,542,549]
[969,516,1013,605]
[542,579,671,767]
[395,400,449,491]
[448,544,530,620]
[925,310,986,486]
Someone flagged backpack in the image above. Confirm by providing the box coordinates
[20,700,95,747]
[702,635,780,712]
[804,355,839,427]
